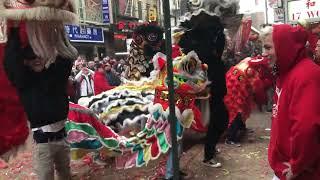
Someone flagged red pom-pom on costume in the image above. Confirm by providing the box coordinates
[224,57,273,126]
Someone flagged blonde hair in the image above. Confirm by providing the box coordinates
[260,26,273,41]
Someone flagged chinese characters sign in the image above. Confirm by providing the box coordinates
[65,25,104,43]
[102,0,110,23]
[288,0,320,22]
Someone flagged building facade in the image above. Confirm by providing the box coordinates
[67,0,186,59]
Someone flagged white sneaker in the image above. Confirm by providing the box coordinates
[225,140,241,147]
[215,148,221,154]
[202,158,222,168]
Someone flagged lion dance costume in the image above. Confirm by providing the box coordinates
[0,0,78,160]
[224,56,273,125]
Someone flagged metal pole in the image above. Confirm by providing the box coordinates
[265,0,269,24]
[162,0,180,179]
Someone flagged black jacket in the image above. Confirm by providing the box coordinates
[3,28,72,128]
[197,53,227,102]
[105,71,121,86]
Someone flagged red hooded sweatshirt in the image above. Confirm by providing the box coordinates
[268,24,320,180]
[93,71,114,95]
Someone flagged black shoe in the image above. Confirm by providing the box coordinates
[163,171,188,180]
[180,170,188,177]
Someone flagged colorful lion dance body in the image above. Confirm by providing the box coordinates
[67,51,209,168]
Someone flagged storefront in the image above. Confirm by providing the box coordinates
[65,24,106,60]
[285,0,320,23]
[110,20,145,57]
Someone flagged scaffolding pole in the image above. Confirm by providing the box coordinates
[162,0,180,179]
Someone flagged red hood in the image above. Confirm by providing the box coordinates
[273,24,308,76]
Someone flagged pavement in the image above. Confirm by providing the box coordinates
[0,110,273,180]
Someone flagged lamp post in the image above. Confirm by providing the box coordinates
[162,0,180,179]
[265,0,269,24]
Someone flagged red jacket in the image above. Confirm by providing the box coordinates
[268,24,320,180]
[93,71,114,95]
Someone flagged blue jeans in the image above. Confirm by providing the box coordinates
[165,142,182,179]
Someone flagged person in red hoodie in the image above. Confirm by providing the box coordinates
[93,63,114,95]
[261,24,320,180]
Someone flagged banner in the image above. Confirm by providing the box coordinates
[84,0,103,23]
[65,25,104,43]
[234,18,252,54]
[274,8,285,22]
[288,0,320,22]
[102,0,110,24]
[118,0,128,16]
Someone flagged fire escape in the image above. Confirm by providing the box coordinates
[124,0,134,17]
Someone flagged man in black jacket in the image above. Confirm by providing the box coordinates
[4,27,73,180]
[179,18,229,168]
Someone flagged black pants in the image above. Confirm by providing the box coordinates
[226,113,245,142]
[204,100,229,161]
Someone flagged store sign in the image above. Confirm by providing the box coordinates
[102,0,110,24]
[288,0,320,22]
[269,0,283,8]
[114,33,127,40]
[65,25,104,43]
[148,7,157,22]
[274,8,285,22]
[116,21,143,31]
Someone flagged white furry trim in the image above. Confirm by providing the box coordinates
[101,104,151,122]
[148,103,195,128]
[85,89,154,110]
[116,114,150,130]
[0,6,78,23]
[152,52,167,70]
[179,9,218,24]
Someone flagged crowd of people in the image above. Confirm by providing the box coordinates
[68,56,126,103]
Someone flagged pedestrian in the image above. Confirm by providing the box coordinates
[104,63,121,86]
[87,60,95,71]
[93,63,114,95]
[261,24,320,180]
[201,30,229,168]
[177,15,229,168]
[74,63,94,99]
[4,26,72,180]
[115,59,126,75]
